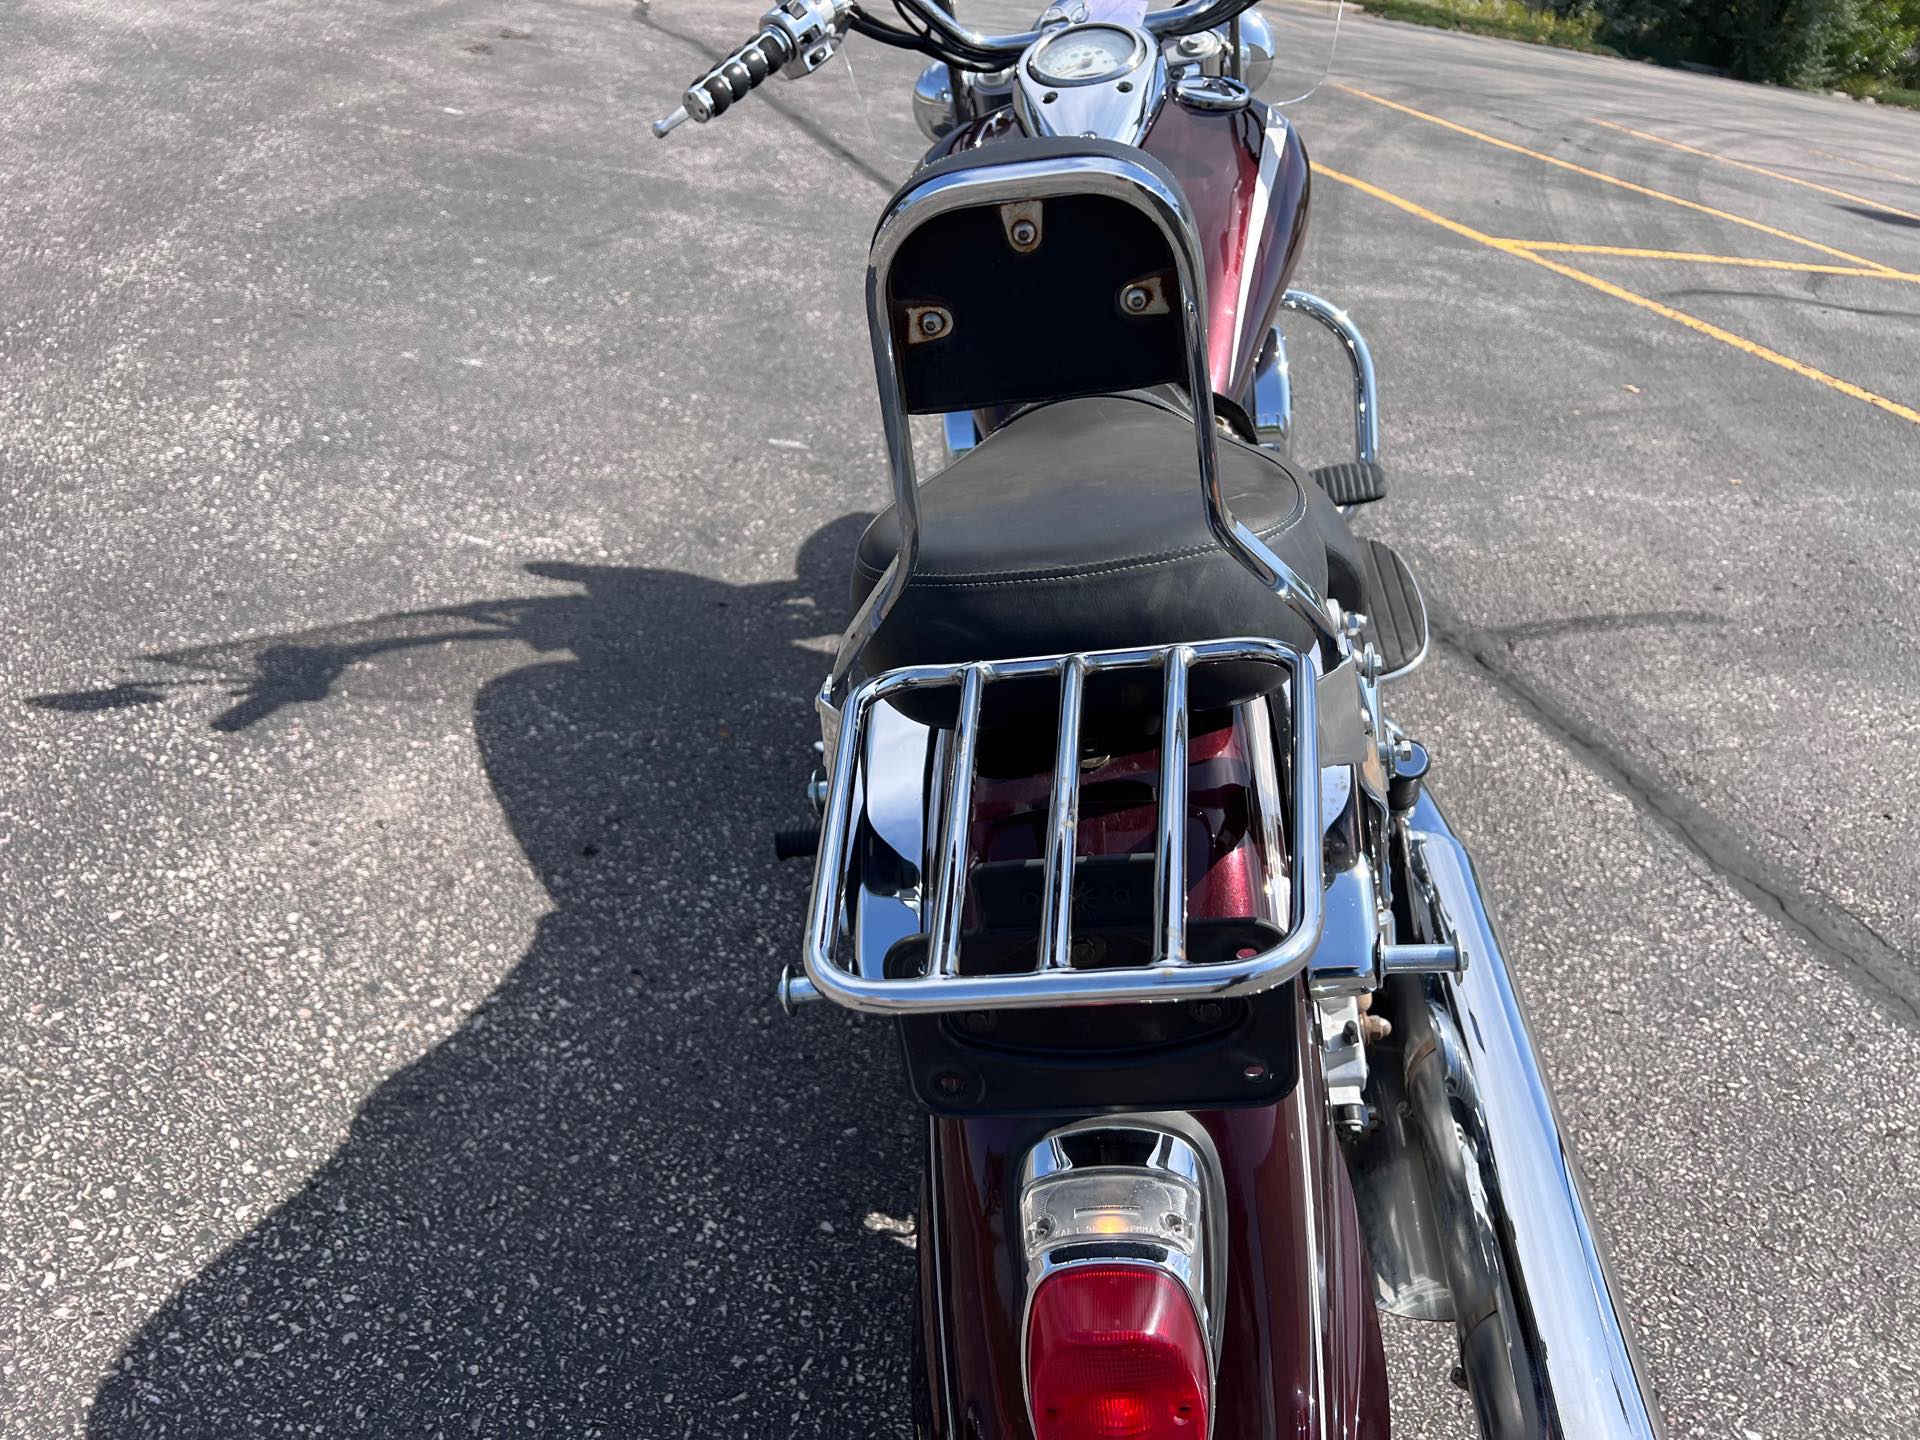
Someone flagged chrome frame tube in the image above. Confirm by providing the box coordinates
[926,664,987,977]
[802,637,1323,1014]
[1037,655,1087,971]
[1279,290,1381,465]
[1403,792,1667,1440]
[1152,646,1193,967]
[1251,325,1293,453]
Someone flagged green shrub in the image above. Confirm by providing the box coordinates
[1826,0,1920,79]
[1592,0,1918,85]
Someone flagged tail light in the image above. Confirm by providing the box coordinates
[1026,1264,1210,1439]
[1019,1124,1221,1440]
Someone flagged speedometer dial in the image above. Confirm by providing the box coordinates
[1027,25,1144,86]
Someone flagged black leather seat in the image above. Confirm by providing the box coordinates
[852,393,1364,724]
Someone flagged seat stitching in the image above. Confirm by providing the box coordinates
[851,498,1308,586]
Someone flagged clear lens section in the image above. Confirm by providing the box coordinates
[1021,1169,1201,1258]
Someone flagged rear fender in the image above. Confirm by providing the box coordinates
[915,1004,1390,1439]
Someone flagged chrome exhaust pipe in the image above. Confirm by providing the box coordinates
[1399,791,1667,1440]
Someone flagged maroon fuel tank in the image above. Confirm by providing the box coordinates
[1142,99,1311,403]
[926,97,1311,404]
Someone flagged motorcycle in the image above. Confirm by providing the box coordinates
[654,4,1667,1436]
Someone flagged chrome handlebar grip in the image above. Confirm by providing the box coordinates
[668,29,792,134]
[652,0,851,138]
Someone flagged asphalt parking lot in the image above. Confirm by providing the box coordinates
[4,0,1918,1436]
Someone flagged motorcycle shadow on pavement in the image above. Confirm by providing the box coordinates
[51,515,925,1438]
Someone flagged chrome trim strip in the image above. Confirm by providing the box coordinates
[1251,325,1292,453]
[1244,693,1289,923]
[1229,109,1289,365]
[923,1113,960,1439]
[1404,793,1668,1440]
[1293,1034,1331,1440]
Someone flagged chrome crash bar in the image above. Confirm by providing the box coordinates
[793,638,1322,1014]
[1278,290,1381,465]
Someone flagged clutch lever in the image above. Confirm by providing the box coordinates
[651,0,853,137]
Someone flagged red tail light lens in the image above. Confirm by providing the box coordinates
[1026,1265,1210,1440]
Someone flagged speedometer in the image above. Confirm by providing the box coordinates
[1027,24,1145,86]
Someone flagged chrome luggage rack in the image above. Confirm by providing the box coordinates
[792,636,1324,1015]
[784,144,1353,1016]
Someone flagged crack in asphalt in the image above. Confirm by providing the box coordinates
[1431,599,1920,1035]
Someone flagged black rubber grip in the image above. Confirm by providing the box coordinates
[692,30,789,118]
[1310,460,1389,507]
[1355,538,1429,678]
[773,825,821,861]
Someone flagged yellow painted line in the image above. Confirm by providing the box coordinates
[1804,144,1920,189]
[1496,240,1920,282]
[1310,160,1920,429]
[1590,118,1920,225]
[1332,83,1903,274]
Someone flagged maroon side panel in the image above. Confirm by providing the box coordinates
[1143,100,1312,402]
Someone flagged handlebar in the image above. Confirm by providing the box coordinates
[651,0,1263,138]
[907,0,1263,57]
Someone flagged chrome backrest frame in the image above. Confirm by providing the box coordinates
[802,636,1324,1014]
[825,149,1344,733]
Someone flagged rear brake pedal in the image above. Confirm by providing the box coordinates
[1311,460,1388,507]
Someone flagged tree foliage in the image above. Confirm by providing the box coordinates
[1587,0,1920,87]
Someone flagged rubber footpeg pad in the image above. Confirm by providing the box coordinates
[1356,538,1429,678]
[1310,460,1389,507]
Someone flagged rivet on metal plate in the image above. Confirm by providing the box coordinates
[1118,275,1170,317]
[905,304,954,344]
[1000,200,1043,253]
